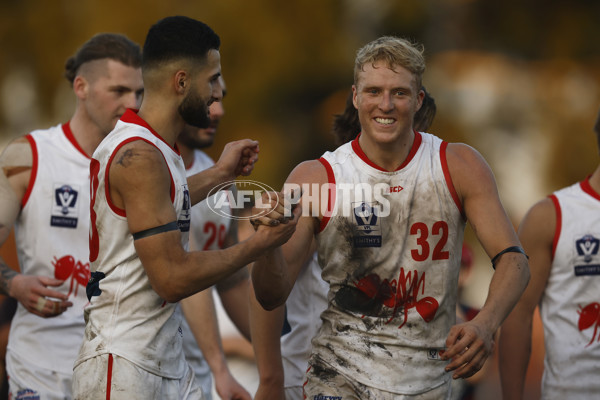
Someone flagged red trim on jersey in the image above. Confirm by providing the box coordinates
[317,157,335,232]
[440,141,464,218]
[549,194,561,261]
[350,131,422,172]
[105,137,176,217]
[106,353,114,399]
[120,109,181,155]
[62,121,91,159]
[22,135,38,208]
[580,176,600,201]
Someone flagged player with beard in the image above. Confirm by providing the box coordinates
[178,78,253,400]
[72,16,297,400]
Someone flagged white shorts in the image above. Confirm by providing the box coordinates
[303,363,453,400]
[6,348,72,400]
[72,353,204,400]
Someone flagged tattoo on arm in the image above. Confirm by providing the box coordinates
[0,260,17,296]
[116,149,135,168]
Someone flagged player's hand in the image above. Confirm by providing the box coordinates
[215,139,259,180]
[214,367,252,400]
[442,319,495,379]
[9,274,73,318]
[249,190,299,229]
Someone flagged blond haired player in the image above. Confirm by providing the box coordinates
[251,36,530,399]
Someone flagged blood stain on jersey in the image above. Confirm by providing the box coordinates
[578,302,600,347]
[337,268,439,329]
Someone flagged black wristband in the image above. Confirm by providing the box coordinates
[491,246,529,269]
[132,221,179,240]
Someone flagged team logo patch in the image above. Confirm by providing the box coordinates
[50,184,79,228]
[574,234,600,276]
[427,348,446,361]
[353,202,381,248]
[178,185,191,233]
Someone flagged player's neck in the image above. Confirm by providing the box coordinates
[358,130,415,171]
[69,110,105,157]
[137,96,183,149]
[588,164,600,193]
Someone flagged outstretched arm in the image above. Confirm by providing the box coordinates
[443,143,530,379]
[499,198,554,400]
[0,138,72,317]
[251,160,326,310]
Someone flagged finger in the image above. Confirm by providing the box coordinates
[38,276,67,288]
[35,296,47,313]
[38,287,69,301]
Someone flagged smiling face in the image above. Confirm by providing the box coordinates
[352,60,423,145]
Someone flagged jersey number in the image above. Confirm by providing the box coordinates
[410,221,449,262]
[203,222,226,250]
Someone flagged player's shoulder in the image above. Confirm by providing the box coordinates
[286,159,328,186]
[519,196,556,235]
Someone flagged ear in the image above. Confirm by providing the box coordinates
[174,70,188,95]
[352,85,359,109]
[73,75,88,100]
[415,88,425,112]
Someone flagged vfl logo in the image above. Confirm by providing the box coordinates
[51,184,79,228]
[353,202,381,247]
[574,234,600,276]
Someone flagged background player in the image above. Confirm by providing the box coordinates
[177,77,252,400]
[0,33,143,399]
[499,106,600,399]
[251,36,529,399]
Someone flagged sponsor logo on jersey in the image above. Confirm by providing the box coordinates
[178,185,191,232]
[312,396,343,400]
[15,388,40,400]
[353,202,382,248]
[50,184,79,228]
[574,234,600,276]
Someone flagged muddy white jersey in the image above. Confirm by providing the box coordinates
[75,109,191,379]
[180,150,232,386]
[540,178,600,399]
[281,251,328,388]
[8,123,91,374]
[312,133,465,394]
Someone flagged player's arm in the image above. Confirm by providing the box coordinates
[181,289,251,400]
[251,160,325,310]
[249,280,286,400]
[442,143,530,379]
[186,139,259,206]
[499,198,554,400]
[215,206,252,340]
[0,138,71,317]
[110,140,297,303]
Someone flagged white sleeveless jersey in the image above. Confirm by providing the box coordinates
[281,251,328,388]
[9,123,91,374]
[180,150,232,385]
[75,110,191,379]
[540,178,600,399]
[312,133,465,394]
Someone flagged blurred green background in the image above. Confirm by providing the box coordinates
[1,1,600,398]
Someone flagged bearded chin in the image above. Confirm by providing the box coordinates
[179,100,210,129]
